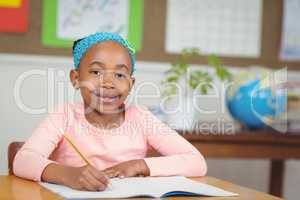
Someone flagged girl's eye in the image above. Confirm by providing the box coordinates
[91,70,103,76]
[115,72,127,79]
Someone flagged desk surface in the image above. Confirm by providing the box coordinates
[0,175,283,200]
[182,130,300,146]
[180,130,300,159]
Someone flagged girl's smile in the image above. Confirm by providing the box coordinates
[91,91,121,104]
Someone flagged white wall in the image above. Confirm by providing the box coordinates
[0,53,299,199]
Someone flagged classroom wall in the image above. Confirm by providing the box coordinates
[0,53,299,200]
[1,0,300,70]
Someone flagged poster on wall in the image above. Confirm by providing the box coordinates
[42,0,144,50]
[0,0,21,8]
[165,0,262,58]
[0,0,28,32]
[280,0,300,61]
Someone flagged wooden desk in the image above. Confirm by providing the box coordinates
[180,129,300,198]
[0,175,283,200]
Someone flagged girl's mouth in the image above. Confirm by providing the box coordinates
[91,92,120,103]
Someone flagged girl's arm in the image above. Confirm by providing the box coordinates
[13,104,109,191]
[13,105,66,181]
[141,107,207,177]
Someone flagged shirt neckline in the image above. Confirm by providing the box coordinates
[76,103,129,134]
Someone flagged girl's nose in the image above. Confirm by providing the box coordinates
[100,73,114,88]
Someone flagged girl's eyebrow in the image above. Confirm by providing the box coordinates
[89,61,105,67]
[115,64,130,72]
[89,60,130,72]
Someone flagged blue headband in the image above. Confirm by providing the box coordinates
[73,32,136,73]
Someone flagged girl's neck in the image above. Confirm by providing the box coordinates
[84,104,125,130]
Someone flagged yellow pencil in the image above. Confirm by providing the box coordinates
[62,134,93,166]
[62,132,113,188]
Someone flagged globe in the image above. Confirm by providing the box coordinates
[226,69,287,129]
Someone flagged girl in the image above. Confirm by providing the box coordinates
[13,32,207,191]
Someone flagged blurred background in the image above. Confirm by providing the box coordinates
[1,0,300,199]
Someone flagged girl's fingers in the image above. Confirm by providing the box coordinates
[79,176,98,191]
[104,169,120,178]
[118,172,126,179]
[87,166,110,185]
[83,170,106,191]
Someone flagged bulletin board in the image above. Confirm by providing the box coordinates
[0,0,299,70]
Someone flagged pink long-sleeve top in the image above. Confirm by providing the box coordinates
[13,103,207,181]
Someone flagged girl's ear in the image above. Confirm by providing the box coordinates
[129,77,135,90]
[70,69,79,89]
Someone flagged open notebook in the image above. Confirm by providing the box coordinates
[40,176,238,199]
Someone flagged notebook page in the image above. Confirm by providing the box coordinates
[40,176,238,199]
[40,179,153,199]
[157,176,238,197]
[136,176,238,197]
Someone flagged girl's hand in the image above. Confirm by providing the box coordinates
[63,165,110,191]
[103,159,150,179]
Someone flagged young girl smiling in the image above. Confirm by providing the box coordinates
[13,32,207,191]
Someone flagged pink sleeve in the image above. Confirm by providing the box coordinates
[141,107,207,177]
[13,105,67,181]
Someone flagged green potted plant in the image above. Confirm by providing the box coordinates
[161,48,232,97]
[160,48,232,130]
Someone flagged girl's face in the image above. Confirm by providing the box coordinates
[70,41,134,114]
